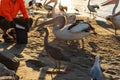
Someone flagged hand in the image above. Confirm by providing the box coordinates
[25,18,33,32]
[10,21,16,28]
[0,19,10,28]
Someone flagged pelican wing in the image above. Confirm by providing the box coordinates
[69,23,89,33]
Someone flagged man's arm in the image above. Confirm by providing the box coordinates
[19,0,29,18]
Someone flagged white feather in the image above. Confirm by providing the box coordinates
[114,16,120,28]
[70,23,89,33]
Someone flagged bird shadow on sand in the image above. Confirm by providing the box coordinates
[88,41,100,53]
[95,20,116,33]
[112,35,120,42]
[25,59,46,71]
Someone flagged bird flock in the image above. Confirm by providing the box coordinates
[26,0,119,79]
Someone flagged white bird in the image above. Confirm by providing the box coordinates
[90,56,103,80]
[36,15,96,49]
[87,0,99,19]
[101,0,120,35]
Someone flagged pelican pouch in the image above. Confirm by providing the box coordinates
[15,25,28,44]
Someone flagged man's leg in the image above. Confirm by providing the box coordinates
[0,17,14,43]
[14,17,33,32]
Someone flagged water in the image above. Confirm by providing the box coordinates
[25,0,120,19]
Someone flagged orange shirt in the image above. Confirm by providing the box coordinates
[0,0,29,21]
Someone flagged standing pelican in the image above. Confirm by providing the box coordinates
[37,27,70,74]
[87,0,99,19]
[43,0,58,17]
[58,0,68,15]
[101,0,120,35]
[36,15,96,49]
[90,56,104,80]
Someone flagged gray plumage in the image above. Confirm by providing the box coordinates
[90,56,103,80]
[37,27,70,72]
[44,28,70,61]
[87,0,99,18]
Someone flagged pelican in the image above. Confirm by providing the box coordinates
[87,0,99,19]
[37,27,70,76]
[58,0,68,15]
[34,7,76,27]
[101,0,120,35]
[36,15,96,49]
[90,56,104,80]
[43,0,58,17]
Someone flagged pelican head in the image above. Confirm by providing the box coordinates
[37,15,66,31]
[66,14,76,24]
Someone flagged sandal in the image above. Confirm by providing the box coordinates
[8,29,16,40]
[2,34,14,43]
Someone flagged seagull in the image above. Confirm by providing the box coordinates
[90,56,104,80]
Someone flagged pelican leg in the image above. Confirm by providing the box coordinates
[90,12,91,19]
[57,61,61,73]
[89,12,92,22]
[81,39,84,49]
[51,62,58,79]
[93,13,96,19]
[115,27,117,35]
[52,62,58,72]
[112,23,117,35]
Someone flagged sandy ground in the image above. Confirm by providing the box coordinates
[0,10,120,80]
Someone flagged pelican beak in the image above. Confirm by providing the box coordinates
[37,25,44,32]
[101,0,117,6]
